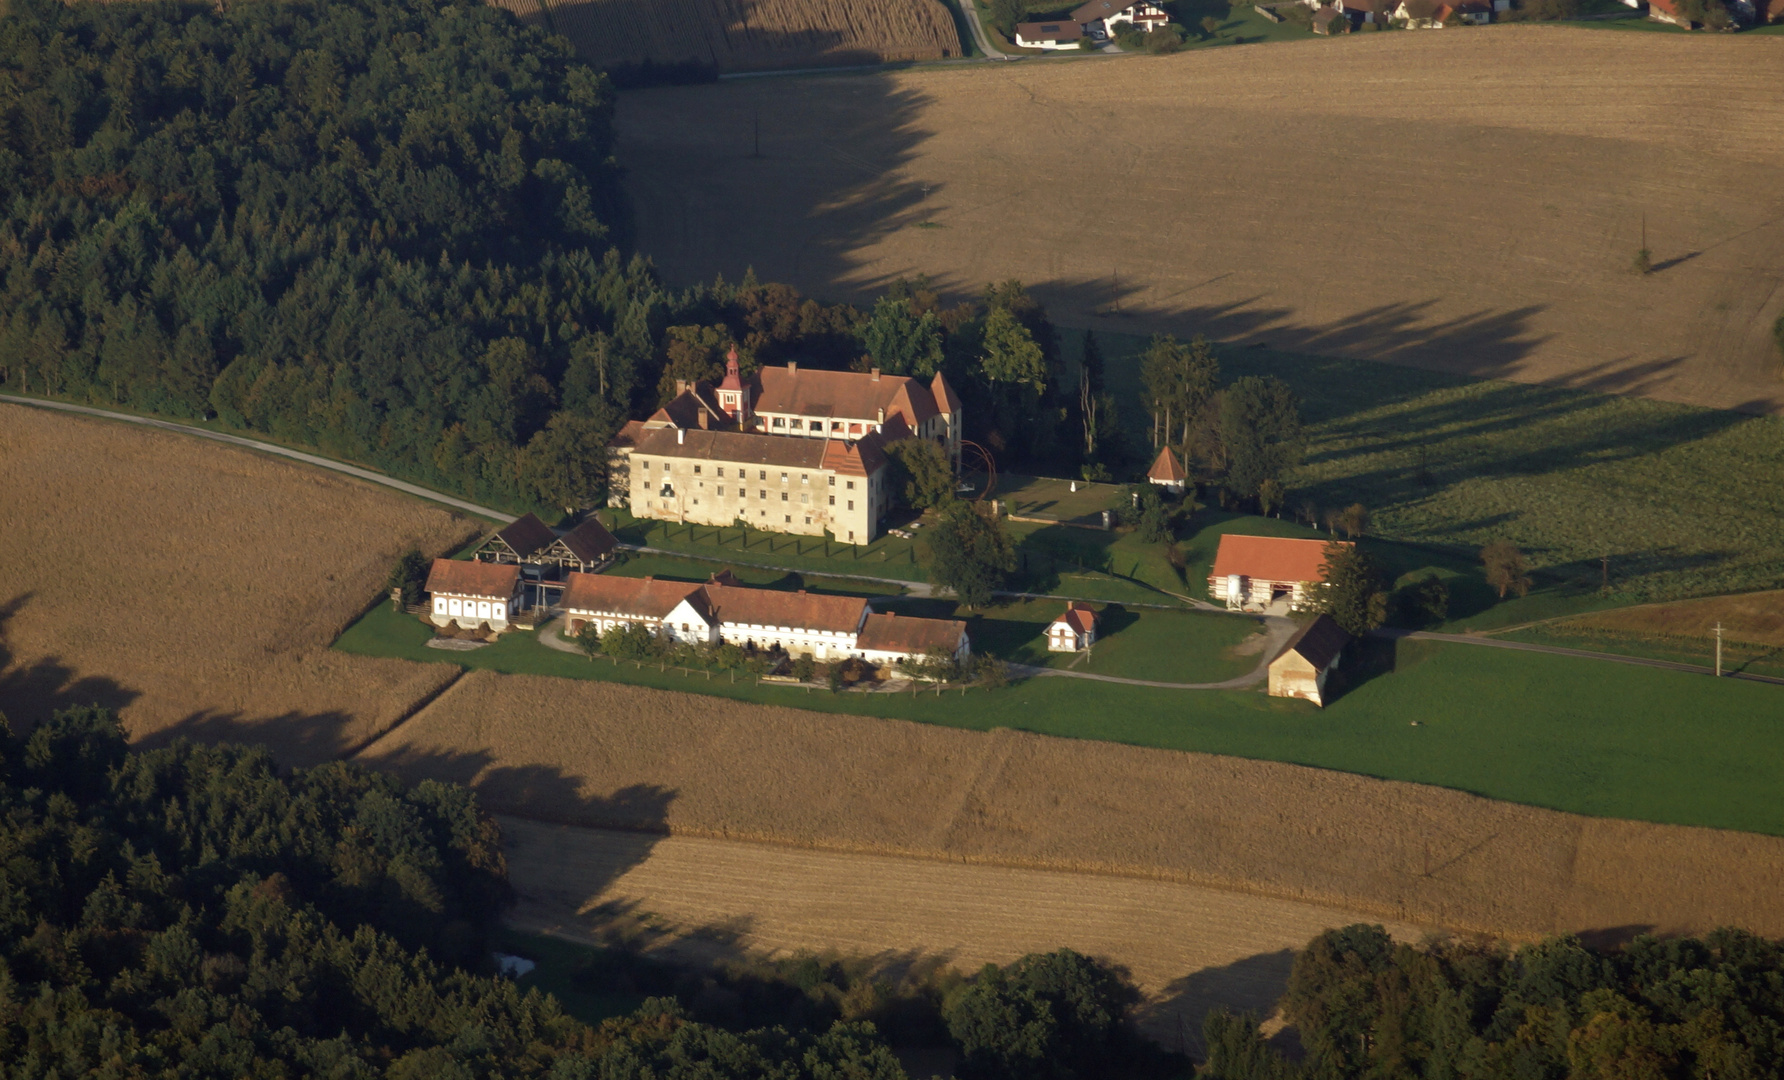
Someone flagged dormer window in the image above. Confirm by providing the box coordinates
[790,419,803,430]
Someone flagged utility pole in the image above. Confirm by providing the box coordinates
[1715,621,1723,678]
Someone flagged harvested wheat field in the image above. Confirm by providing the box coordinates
[500,818,1433,1049]
[358,672,1784,941]
[619,27,1784,413]
[498,0,962,73]
[0,403,478,763]
[1549,591,1784,648]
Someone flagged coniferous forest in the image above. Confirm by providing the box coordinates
[0,0,1099,512]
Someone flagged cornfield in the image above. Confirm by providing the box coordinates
[495,0,963,72]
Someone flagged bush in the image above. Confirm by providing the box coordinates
[602,621,660,661]
[792,653,817,682]
[387,549,430,605]
[1144,26,1184,52]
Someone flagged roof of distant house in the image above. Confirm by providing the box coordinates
[425,559,520,598]
[560,573,702,620]
[495,512,556,559]
[1071,0,1161,22]
[702,584,869,635]
[1278,614,1349,670]
[556,516,618,563]
[856,611,967,655]
[1312,5,1342,25]
[1051,601,1098,635]
[1209,535,1347,584]
[1016,19,1086,39]
[1148,446,1187,483]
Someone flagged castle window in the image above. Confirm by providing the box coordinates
[846,481,855,490]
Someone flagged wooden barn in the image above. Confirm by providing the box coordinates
[1268,615,1349,707]
[1209,534,1346,613]
[475,513,618,575]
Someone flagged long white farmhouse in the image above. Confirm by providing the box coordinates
[560,572,969,666]
[425,559,523,630]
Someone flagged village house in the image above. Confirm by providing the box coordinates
[1267,614,1349,706]
[1071,0,1173,36]
[1311,6,1345,31]
[1391,0,1492,24]
[559,572,969,666]
[1146,446,1188,495]
[1209,534,1348,613]
[1047,602,1099,652]
[425,559,523,630]
[1014,19,1086,47]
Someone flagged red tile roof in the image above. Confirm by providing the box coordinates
[559,573,702,620]
[425,559,520,599]
[1051,601,1098,635]
[930,372,961,416]
[856,611,967,655]
[1147,446,1187,483]
[1209,535,1348,585]
[703,584,869,634]
[754,365,941,430]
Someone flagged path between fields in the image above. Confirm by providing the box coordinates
[0,395,509,521]
[497,816,1436,1052]
[1382,629,1784,687]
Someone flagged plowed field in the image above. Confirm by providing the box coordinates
[0,403,477,763]
[500,0,963,73]
[499,817,1434,1050]
[358,672,1784,941]
[618,28,1784,413]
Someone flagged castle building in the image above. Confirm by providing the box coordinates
[609,354,963,545]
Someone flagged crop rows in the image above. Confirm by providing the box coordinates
[536,0,962,71]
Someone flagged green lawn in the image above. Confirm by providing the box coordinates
[1499,625,1784,680]
[605,510,928,583]
[602,552,908,597]
[338,603,1784,836]
[996,473,1126,524]
[1075,328,1784,605]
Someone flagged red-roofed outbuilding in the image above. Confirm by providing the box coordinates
[1147,446,1188,494]
[1209,535,1348,612]
[1047,601,1100,652]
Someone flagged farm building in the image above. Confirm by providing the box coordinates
[476,512,557,564]
[856,611,970,666]
[1147,446,1188,494]
[1071,0,1172,35]
[1014,19,1086,47]
[1209,534,1347,613]
[1047,602,1099,651]
[1311,6,1345,31]
[474,512,618,575]
[1267,614,1349,706]
[425,559,523,630]
[559,572,969,665]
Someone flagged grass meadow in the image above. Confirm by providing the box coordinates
[1078,328,1784,604]
[338,604,1784,836]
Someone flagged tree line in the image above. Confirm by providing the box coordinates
[1206,922,1784,1080]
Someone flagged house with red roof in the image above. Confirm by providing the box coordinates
[1208,534,1348,613]
[1046,602,1099,652]
[1147,446,1188,495]
[425,559,523,630]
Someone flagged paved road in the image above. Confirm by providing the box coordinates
[957,0,1006,58]
[1,394,511,522]
[1381,628,1784,687]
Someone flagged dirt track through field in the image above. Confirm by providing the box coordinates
[500,816,1433,1049]
[619,28,1784,414]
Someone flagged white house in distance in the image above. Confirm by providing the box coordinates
[1047,602,1099,652]
[559,572,970,667]
[1071,0,1172,36]
[1209,534,1347,613]
[1267,614,1349,706]
[1014,18,1085,47]
[426,559,523,630]
[1147,446,1188,495]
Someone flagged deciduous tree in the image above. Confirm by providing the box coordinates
[1481,540,1533,598]
[1220,375,1304,499]
[1310,540,1388,634]
[925,501,1016,609]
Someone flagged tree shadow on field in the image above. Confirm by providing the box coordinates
[0,593,141,736]
[1135,949,1301,1059]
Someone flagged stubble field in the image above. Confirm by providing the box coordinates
[357,672,1784,941]
[491,0,962,73]
[618,27,1784,414]
[0,404,478,763]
